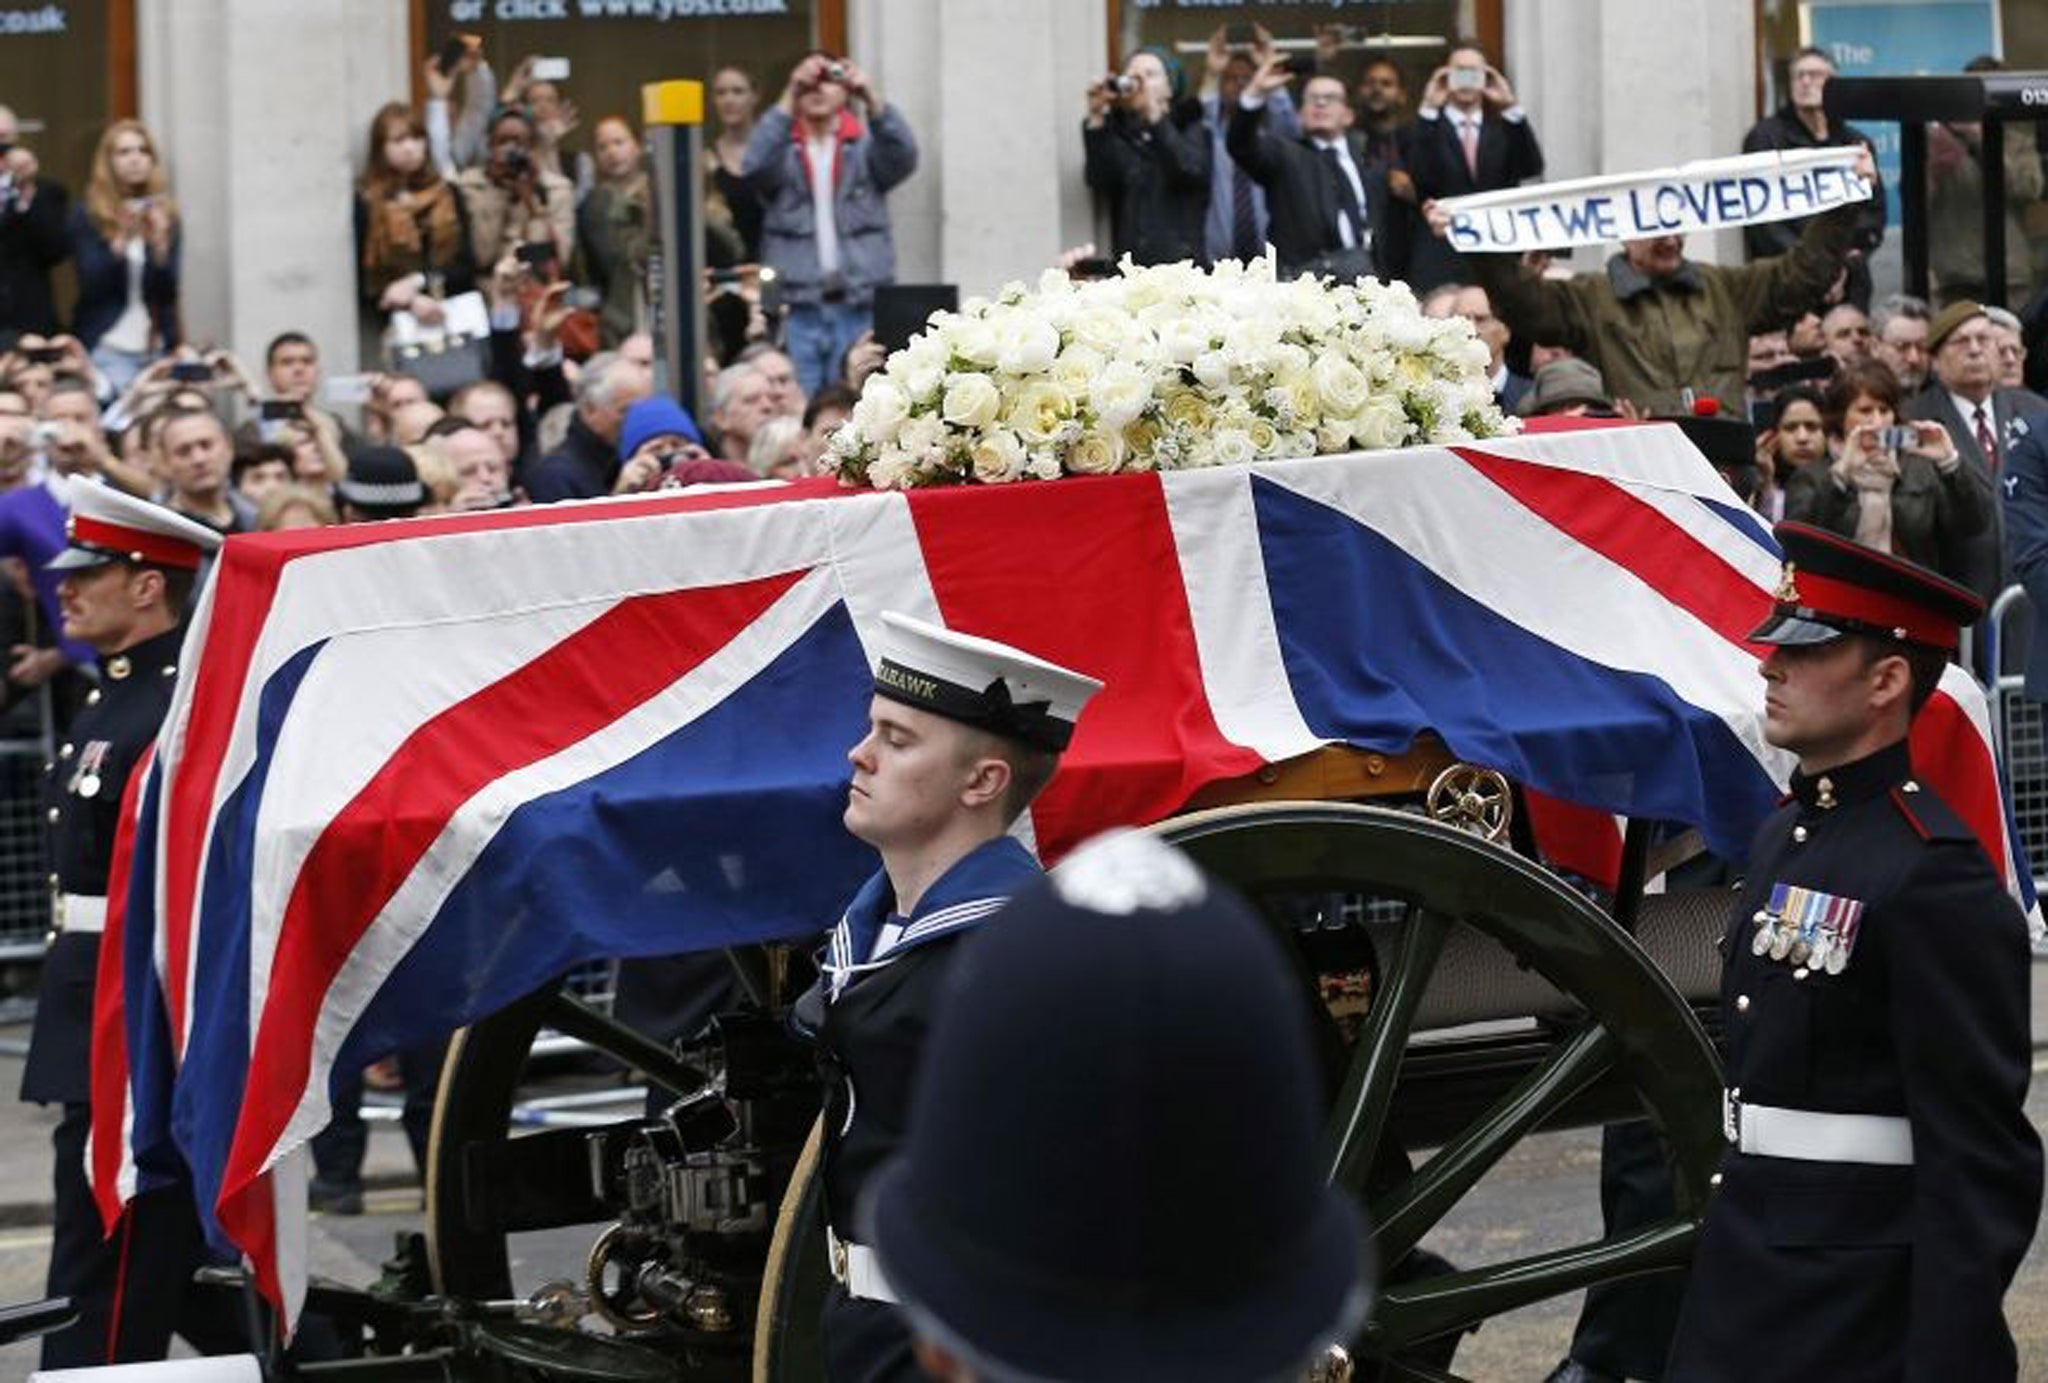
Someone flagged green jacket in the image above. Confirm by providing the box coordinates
[1466,205,1861,415]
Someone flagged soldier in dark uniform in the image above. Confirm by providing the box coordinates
[18,481,231,1368]
[863,830,1371,1383]
[1666,522,2043,1381]
[794,611,1101,1383]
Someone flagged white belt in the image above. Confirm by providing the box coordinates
[1724,1090,1914,1166]
[826,1227,898,1304]
[53,893,107,935]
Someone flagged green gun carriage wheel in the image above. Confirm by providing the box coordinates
[754,800,1727,1381]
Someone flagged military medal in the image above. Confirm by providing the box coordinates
[1759,882,1865,975]
[70,741,110,800]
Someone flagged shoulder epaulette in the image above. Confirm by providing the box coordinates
[1887,781,1976,843]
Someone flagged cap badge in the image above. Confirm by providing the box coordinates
[1773,562,1800,604]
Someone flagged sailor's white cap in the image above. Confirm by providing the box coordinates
[873,612,1104,752]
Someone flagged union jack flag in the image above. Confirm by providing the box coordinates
[87,420,2033,1329]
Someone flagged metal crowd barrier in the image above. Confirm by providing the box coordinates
[1981,586,2048,916]
[0,687,56,964]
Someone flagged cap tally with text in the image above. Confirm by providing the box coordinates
[48,480,224,573]
[873,612,1103,753]
[1750,521,1984,653]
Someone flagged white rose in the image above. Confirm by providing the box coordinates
[1315,420,1355,454]
[1066,430,1125,476]
[1210,428,1257,469]
[1004,380,1077,446]
[1193,349,1233,392]
[1091,361,1154,430]
[948,318,1001,367]
[995,313,1062,375]
[866,448,913,490]
[941,373,1003,430]
[1349,394,1410,452]
[1158,318,1212,365]
[1052,345,1106,391]
[971,429,1027,484]
[1312,354,1371,417]
[1027,451,1064,481]
[853,380,910,443]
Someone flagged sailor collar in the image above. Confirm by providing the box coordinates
[823,834,1041,1000]
[1786,738,1911,813]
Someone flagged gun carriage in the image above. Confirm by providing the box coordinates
[58,419,2008,1383]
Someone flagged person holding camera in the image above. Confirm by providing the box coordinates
[1782,361,1988,584]
[455,105,577,275]
[1196,26,1298,266]
[1401,40,1543,295]
[0,104,70,340]
[1227,54,1396,283]
[70,120,181,394]
[1083,48,1212,268]
[743,51,918,397]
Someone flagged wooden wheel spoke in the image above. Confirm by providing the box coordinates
[1365,1218,1698,1349]
[1369,1024,1618,1262]
[1324,908,1455,1188]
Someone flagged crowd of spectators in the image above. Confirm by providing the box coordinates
[1,31,2047,665]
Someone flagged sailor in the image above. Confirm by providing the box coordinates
[862,830,1372,1383]
[18,482,238,1367]
[1666,522,2043,1380]
[796,611,1101,1383]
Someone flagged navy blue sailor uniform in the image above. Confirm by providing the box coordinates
[1666,524,2043,1382]
[803,836,1045,1383]
[797,610,1102,1383]
[17,482,236,1368]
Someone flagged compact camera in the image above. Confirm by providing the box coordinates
[1878,425,1915,453]
[29,421,62,452]
[1449,67,1487,91]
[1112,74,1140,95]
[824,61,849,83]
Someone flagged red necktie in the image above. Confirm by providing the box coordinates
[1976,403,2000,470]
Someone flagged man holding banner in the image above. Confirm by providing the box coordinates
[1424,144,1877,415]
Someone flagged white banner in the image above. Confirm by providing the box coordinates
[1436,147,1872,253]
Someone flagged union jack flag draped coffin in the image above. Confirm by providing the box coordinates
[87,420,2034,1329]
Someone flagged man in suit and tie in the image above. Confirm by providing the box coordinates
[1402,40,1544,294]
[1907,299,2048,608]
[1227,57,1399,284]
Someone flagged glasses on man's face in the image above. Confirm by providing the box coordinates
[1303,92,1348,107]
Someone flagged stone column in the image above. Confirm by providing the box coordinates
[849,0,1102,299]
[138,0,409,371]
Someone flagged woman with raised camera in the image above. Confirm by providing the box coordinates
[1083,47,1212,268]
[454,105,577,273]
[356,102,477,348]
[69,120,181,393]
[1782,359,1989,583]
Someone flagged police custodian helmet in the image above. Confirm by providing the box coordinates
[862,831,1371,1383]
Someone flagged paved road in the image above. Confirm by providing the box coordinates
[3,966,2046,1381]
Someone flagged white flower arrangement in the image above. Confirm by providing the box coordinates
[830,256,1513,490]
